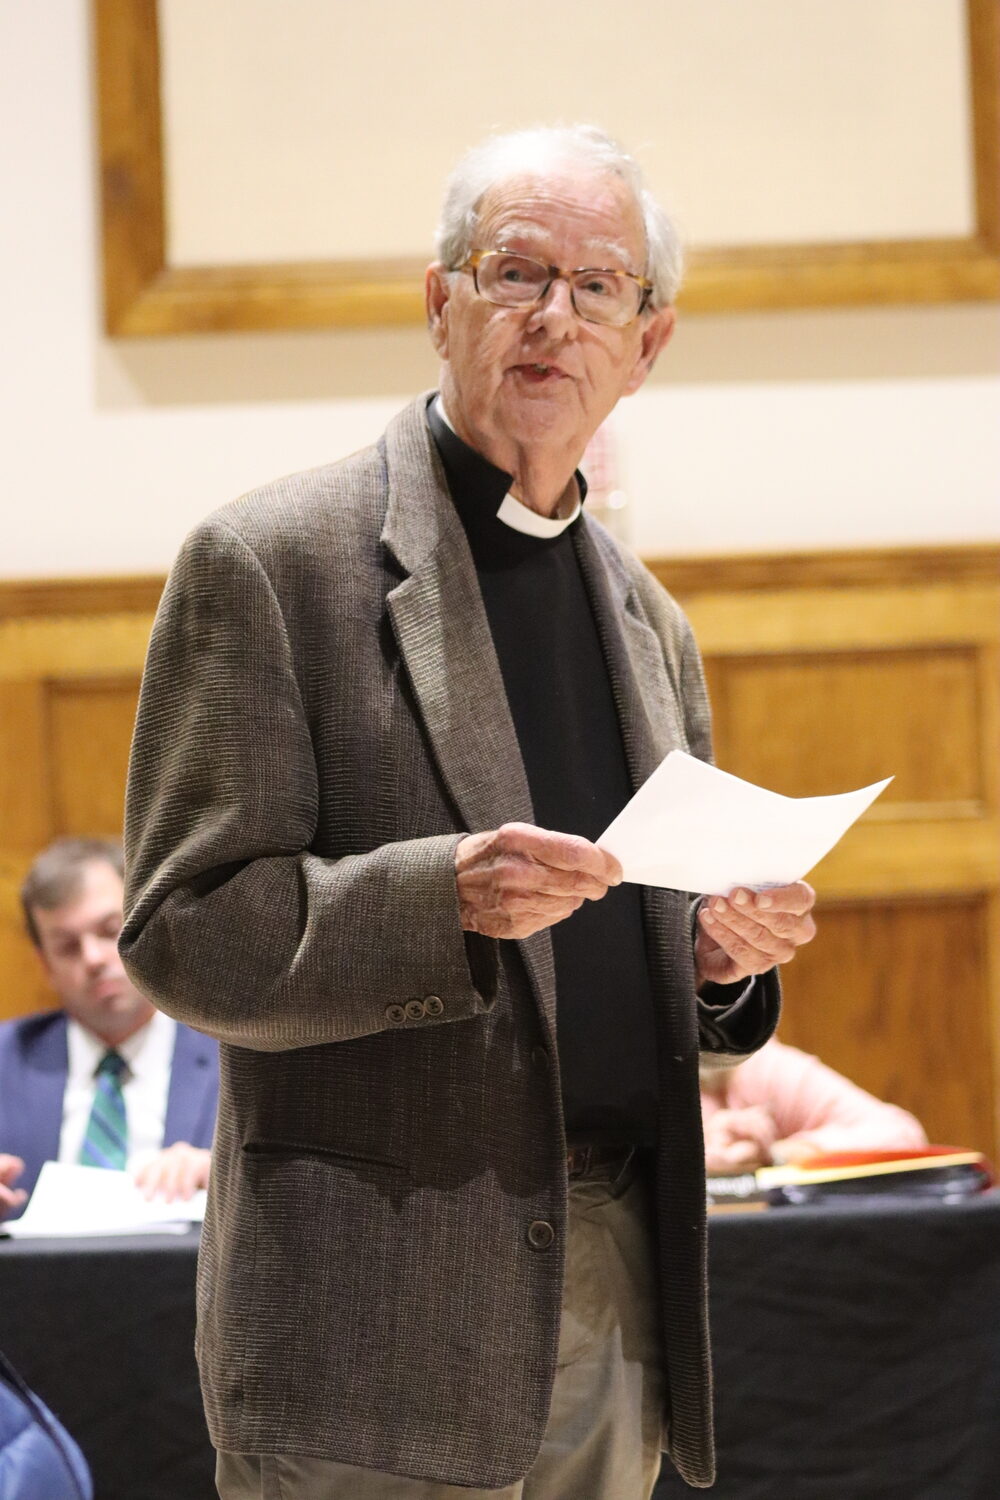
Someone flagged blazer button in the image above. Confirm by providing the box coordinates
[424,995,444,1017]
[526,1220,555,1251]
[404,998,426,1021]
[385,1004,406,1024]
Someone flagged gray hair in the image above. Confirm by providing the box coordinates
[434,124,684,308]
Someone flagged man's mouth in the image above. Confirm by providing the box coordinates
[91,979,124,1001]
[513,362,567,384]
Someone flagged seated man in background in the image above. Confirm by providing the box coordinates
[0,837,218,1219]
[701,1036,927,1172]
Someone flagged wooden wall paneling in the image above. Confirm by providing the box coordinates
[980,633,1000,1153]
[977,636,1000,815]
[711,647,983,808]
[803,818,999,902]
[656,543,1000,595]
[666,550,1000,1158]
[0,577,165,620]
[686,587,999,904]
[777,897,996,1156]
[48,678,141,836]
[0,615,156,680]
[989,870,1000,1154]
[0,596,155,1022]
[0,892,48,1021]
[679,581,999,657]
[0,680,52,851]
[0,681,54,1018]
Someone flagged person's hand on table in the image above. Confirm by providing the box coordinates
[703,1106,778,1173]
[771,1136,824,1166]
[133,1143,211,1202]
[456,823,622,940]
[0,1153,27,1219]
[695,881,817,989]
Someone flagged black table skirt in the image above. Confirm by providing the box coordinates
[3,1195,999,1500]
[0,1229,214,1500]
[656,1193,1000,1499]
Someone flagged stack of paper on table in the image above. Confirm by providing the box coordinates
[3,1160,206,1238]
[599,750,892,895]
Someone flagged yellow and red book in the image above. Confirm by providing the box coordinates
[707,1147,994,1210]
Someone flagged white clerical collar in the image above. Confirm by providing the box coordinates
[435,397,583,537]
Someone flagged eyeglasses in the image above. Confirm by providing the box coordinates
[454,249,653,327]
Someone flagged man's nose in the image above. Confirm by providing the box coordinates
[81,933,116,969]
[527,274,579,336]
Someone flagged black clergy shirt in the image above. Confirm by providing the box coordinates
[427,398,659,1144]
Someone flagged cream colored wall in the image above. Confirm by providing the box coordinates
[1,2,997,580]
[161,0,974,262]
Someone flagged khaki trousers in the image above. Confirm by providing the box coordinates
[217,1165,664,1500]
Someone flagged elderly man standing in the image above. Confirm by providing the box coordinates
[121,126,816,1498]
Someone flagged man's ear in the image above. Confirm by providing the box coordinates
[623,306,675,396]
[425,263,452,358]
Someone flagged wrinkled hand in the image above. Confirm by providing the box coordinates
[456,823,622,940]
[704,1105,778,1173]
[133,1143,211,1203]
[695,881,816,989]
[0,1153,27,1219]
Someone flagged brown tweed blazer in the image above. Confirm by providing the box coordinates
[121,394,778,1490]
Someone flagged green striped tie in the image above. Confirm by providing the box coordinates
[78,1049,129,1171]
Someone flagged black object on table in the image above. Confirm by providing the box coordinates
[0,1228,214,1500]
[655,1192,1000,1499]
[2,1195,999,1500]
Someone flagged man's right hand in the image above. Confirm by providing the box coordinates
[455,823,622,940]
[0,1153,27,1219]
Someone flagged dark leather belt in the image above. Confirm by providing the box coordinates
[566,1143,636,1183]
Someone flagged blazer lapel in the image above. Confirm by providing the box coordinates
[8,1014,68,1200]
[381,398,534,840]
[574,519,700,1043]
[572,520,685,792]
[381,398,557,1029]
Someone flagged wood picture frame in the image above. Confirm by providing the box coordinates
[95,0,1000,335]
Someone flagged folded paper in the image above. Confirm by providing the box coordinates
[599,750,891,895]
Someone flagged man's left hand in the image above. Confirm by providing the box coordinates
[133,1143,211,1202]
[695,882,816,989]
[0,1154,27,1220]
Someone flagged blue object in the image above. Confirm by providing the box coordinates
[0,1009,219,1211]
[0,1349,92,1500]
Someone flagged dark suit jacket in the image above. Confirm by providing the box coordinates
[120,394,778,1489]
[0,1010,219,1207]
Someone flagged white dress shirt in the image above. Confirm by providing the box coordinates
[58,1009,177,1172]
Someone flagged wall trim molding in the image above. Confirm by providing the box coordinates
[648,544,1000,597]
[0,577,166,619]
[6,545,997,618]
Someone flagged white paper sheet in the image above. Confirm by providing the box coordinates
[3,1161,206,1238]
[599,750,891,895]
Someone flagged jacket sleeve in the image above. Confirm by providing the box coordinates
[120,515,495,1053]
